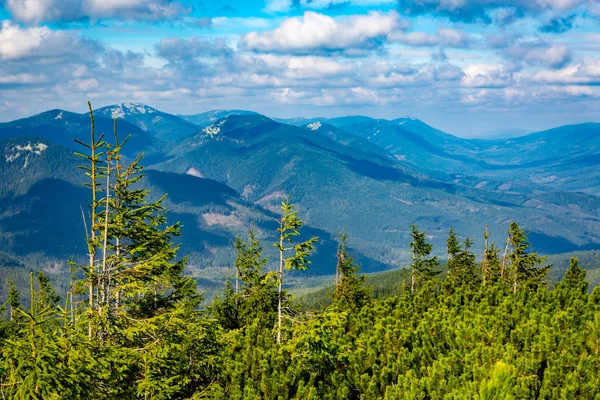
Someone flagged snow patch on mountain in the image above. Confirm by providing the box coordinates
[307,121,321,131]
[186,167,203,178]
[5,142,48,168]
[55,111,63,120]
[203,119,227,138]
[109,103,156,119]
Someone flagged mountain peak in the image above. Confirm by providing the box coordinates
[101,103,157,119]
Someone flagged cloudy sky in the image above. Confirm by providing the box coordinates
[0,0,598,136]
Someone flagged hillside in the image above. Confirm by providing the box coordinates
[2,105,600,291]
[179,109,258,128]
[151,113,600,265]
[0,109,164,157]
[95,103,200,142]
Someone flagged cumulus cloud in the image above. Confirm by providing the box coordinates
[504,39,572,68]
[240,11,405,55]
[532,57,600,85]
[388,28,471,47]
[6,0,191,24]
[0,21,100,60]
[461,64,516,88]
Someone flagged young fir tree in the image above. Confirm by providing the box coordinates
[333,231,369,310]
[481,225,503,286]
[409,223,440,293]
[274,197,318,344]
[212,228,278,330]
[446,227,462,284]
[71,103,220,398]
[7,279,20,322]
[76,107,198,335]
[554,257,588,308]
[507,222,550,293]
[484,242,502,285]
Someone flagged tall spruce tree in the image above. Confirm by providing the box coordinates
[446,227,462,284]
[333,231,369,310]
[507,222,550,293]
[212,228,278,329]
[409,223,440,293]
[275,197,318,344]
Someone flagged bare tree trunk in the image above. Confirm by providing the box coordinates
[501,237,509,279]
[482,224,489,286]
[277,230,283,345]
[100,153,111,314]
[235,246,239,295]
[87,102,97,339]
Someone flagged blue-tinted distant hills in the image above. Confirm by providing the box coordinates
[179,109,258,128]
[95,103,201,142]
[1,104,600,286]
[0,109,163,156]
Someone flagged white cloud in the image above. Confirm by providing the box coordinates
[6,0,191,24]
[532,57,600,84]
[0,21,93,60]
[505,42,572,68]
[462,64,515,88]
[0,21,46,59]
[0,73,46,84]
[241,11,405,55]
[389,28,470,47]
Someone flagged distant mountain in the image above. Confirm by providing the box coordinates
[475,128,531,140]
[0,136,80,197]
[96,103,200,142]
[273,116,327,127]
[152,114,600,265]
[2,105,600,289]
[179,110,257,128]
[0,109,163,157]
[0,137,386,286]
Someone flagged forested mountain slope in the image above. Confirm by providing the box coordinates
[150,114,600,264]
[1,104,600,285]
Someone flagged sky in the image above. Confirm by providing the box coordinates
[0,0,599,136]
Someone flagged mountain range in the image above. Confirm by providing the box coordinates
[1,102,600,291]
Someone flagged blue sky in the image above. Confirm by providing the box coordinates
[0,0,598,136]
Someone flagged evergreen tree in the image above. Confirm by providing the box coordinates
[333,231,369,310]
[409,223,440,293]
[482,225,502,286]
[554,258,588,308]
[275,197,318,344]
[7,279,20,322]
[446,227,462,283]
[212,229,278,330]
[507,222,550,292]
[479,362,516,400]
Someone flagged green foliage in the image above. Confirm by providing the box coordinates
[332,231,369,310]
[479,362,516,400]
[507,222,550,292]
[409,223,440,293]
[275,197,318,344]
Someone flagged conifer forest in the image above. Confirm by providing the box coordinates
[1,106,599,400]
